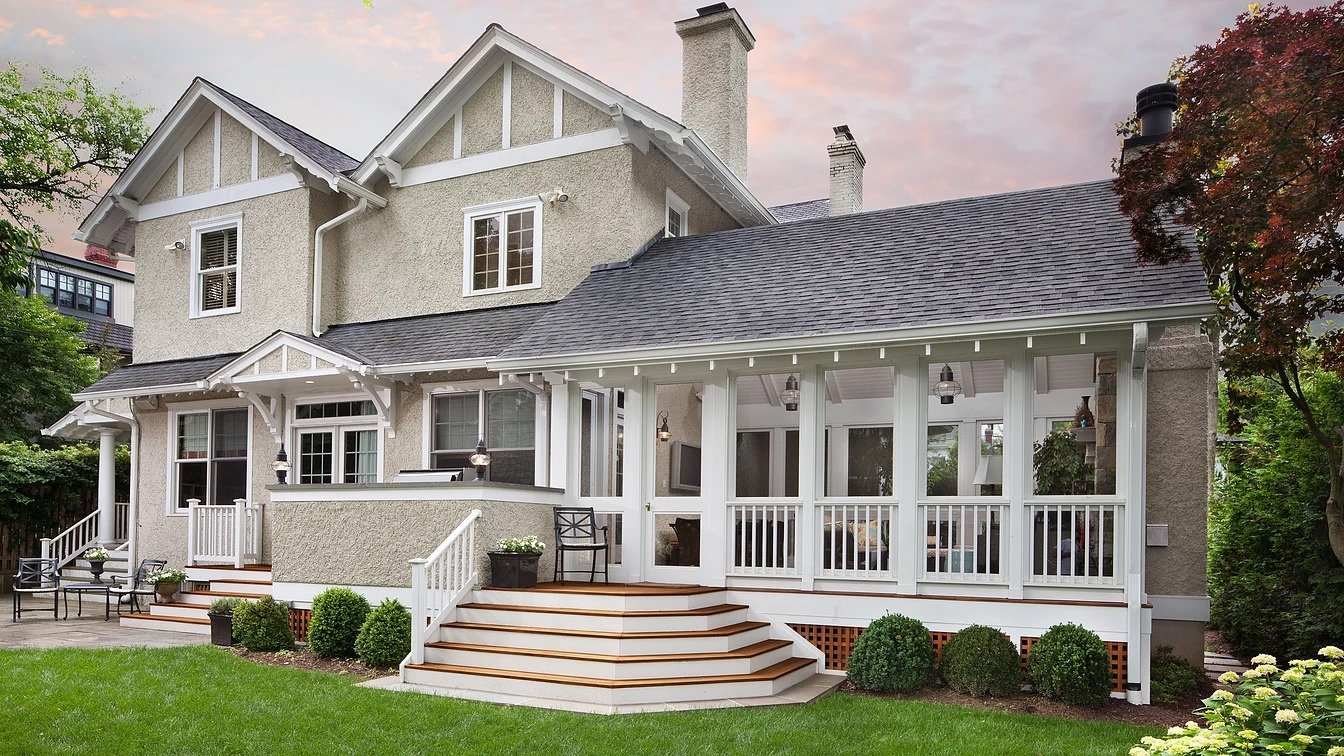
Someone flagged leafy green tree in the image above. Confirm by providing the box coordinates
[0,289,99,442]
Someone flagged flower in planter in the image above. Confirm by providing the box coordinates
[146,567,188,584]
[83,547,109,562]
[493,536,545,554]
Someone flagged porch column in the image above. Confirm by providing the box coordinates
[796,364,824,590]
[893,356,922,594]
[96,428,119,547]
[699,374,730,586]
[1002,344,1031,599]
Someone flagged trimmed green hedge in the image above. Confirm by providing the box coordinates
[355,599,411,669]
[233,596,294,652]
[1028,623,1111,707]
[846,614,936,693]
[940,625,1022,697]
[307,588,370,659]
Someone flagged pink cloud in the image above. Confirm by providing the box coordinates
[28,28,66,46]
[108,7,153,19]
[0,15,13,32]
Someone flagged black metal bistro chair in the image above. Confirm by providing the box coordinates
[109,558,166,616]
[553,507,609,584]
[12,558,60,622]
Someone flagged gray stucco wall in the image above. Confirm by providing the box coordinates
[144,158,178,204]
[219,112,253,187]
[405,115,456,169]
[268,497,556,587]
[562,91,609,137]
[181,117,214,196]
[633,145,739,237]
[461,66,505,158]
[510,64,553,148]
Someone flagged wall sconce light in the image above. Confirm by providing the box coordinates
[656,411,672,442]
[933,364,963,405]
[272,445,290,485]
[780,374,801,412]
[470,437,492,480]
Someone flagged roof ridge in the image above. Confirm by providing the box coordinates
[768,198,828,209]
[197,77,360,167]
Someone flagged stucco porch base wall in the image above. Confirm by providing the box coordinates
[268,498,556,588]
[1152,619,1205,667]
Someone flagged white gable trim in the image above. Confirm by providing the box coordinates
[206,331,367,386]
[139,173,301,221]
[400,128,622,188]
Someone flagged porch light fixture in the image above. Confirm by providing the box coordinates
[779,374,801,412]
[470,437,491,480]
[656,411,672,442]
[933,364,963,405]
[272,445,290,485]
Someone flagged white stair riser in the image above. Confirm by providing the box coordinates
[455,607,747,634]
[424,644,796,680]
[472,589,725,613]
[148,603,211,620]
[442,624,773,656]
[185,567,273,583]
[119,616,211,635]
[403,663,815,706]
[177,592,268,606]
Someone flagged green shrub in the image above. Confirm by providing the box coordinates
[355,598,411,668]
[232,596,294,652]
[939,625,1022,697]
[307,588,370,659]
[1028,623,1111,707]
[208,597,246,616]
[1148,645,1203,706]
[846,614,936,693]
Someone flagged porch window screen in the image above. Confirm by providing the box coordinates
[468,205,537,293]
[197,225,239,313]
[430,389,536,484]
[174,408,249,509]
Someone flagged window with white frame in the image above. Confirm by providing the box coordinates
[430,389,536,484]
[464,199,541,295]
[292,400,380,484]
[665,189,689,238]
[173,407,249,510]
[191,215,242,317]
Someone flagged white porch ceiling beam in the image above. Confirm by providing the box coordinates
[824,371,842,404]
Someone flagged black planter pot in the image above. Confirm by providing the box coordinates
[488,552,541,588]
[87,560,106,583]
[207,612,233,647]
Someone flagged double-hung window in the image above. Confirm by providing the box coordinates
[463,199,541,295]
[173,407,249,510]
[665,189,689,238]
[292,400,380,484]
[191,215,242,317]
[430,389,536,484]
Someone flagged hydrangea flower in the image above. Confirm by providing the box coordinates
[1211,689,1234,701]
[1326,746,1344,756]
[1320,645,1344,660]
[1219,670,1241,683]
[1252,686,1278,698]
[1251,653,1277,665]
[1274,709,1300,724]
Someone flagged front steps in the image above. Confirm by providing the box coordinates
[400,583,833,712]
[119,563,272,636]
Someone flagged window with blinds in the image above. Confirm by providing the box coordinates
[192,218,241,316]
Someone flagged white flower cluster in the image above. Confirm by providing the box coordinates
[493,535,546,554]
[83,547,109,561]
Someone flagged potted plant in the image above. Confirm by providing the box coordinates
[83,547,109,583]
[207,597,245,647]
[488,536,545,588]
[146,567,187,603]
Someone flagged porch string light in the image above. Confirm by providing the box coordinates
[780,374,801,412]
[933,364,963,405]
[656,411,672,442]
[470,437,491,480]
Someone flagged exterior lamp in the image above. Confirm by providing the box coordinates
[656,411,672,442]
[779,374,801,412]
[933,364,963,405]
[470,437,491,481]
[272,445,290,485]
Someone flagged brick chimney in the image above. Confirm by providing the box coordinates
[675,4,754,183]
[84,244,117,268]
[827,125,866,216]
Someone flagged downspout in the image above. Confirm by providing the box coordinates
[312,198,369,337]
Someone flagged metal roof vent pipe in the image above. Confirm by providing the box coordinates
[1121,82,1178,165]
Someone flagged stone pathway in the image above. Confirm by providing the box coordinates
[1204,651,1248,685]
[1,592,207,650]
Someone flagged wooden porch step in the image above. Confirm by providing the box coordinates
[443,619,769,639]
[180,589,269,599]
[209,578,273,587]
[121,612,209,626]
[455,602,747,618]
[426,638,793,664]
[487,583,722,596]
[404,656,814,689]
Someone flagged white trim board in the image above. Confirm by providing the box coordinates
[267,482,563,505]
[272,581,412,609]
[139,174,301,221]
[400,128,622,187]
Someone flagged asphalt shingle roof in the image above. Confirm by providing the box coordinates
[212,83,360,175]
[72,315,134,354]
[82,352,238,394]
[320,302,555,365]
[770,198,830,222]
[501,180,1212,360]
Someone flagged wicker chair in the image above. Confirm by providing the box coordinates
[553,507,609,584]
[12,558,59,622]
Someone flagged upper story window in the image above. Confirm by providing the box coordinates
[34,267,113,317]
[665,189,689,238]
[463,198,542,296]
[191,214,242,318]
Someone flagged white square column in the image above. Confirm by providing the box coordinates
[96,428,119,547]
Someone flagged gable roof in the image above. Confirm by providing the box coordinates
[211,85,359,175]
[77,352,239,397]
[498,180,1214,363]
[33,249,135,282]
[769,198,830,223]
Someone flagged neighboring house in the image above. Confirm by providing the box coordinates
[48,5,1213,710]
[22,248,135,357]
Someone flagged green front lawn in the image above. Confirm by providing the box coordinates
[4,646,1156,755]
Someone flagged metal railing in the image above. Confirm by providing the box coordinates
[816,502,897,579]
[728,502,800,576]
[187,498,263,567]
[1025,501,1124,587]
[919,501,1007,582]
[408,509,482,666]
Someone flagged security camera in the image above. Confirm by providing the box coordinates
[164,239,186,252]
[556,190,569,203]
[540,188,570,206]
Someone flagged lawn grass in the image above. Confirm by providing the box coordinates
[2,646,1157,755]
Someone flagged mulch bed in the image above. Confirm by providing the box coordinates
[838,680,1208,728]
[230,646,391,679]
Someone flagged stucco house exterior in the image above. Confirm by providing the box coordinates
[48,5,1213,710]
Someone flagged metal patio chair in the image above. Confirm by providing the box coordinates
[109,558,166,616]
[12,558,59,622]
[553,507,609,584]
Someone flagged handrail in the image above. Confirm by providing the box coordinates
[407,508,482,667]
[187,498,263,567]
[39,510,99,570]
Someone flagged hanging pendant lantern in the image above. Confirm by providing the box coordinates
[656,411,672,442]
[779,374,801,412]
[933,364,963,405]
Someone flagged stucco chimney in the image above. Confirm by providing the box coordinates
[675,4,755,183]
[827,125,866,216]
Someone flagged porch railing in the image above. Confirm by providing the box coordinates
[408,508,482,666]
[816,502,897,579]
[919,501,1007,582]
[1025,501,1124,587]
[114,501,130,543]
[728,502,800,576]
[187,498,263,568]
[39,501,132,570]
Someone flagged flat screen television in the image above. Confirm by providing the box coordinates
[670,441,702,493]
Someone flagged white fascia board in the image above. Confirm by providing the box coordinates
[137,174,301,221]
[485,301,1218,373]
[399,129,622,187]
[73,382,206,402]
[372,357,494,377]
[206,331,367,384]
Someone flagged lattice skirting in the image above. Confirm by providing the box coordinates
[289,608,311,643]
[790,623,1128,692]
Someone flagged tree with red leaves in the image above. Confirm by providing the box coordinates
[1115,2,1344,566]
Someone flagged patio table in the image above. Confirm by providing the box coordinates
[63,583,112,621]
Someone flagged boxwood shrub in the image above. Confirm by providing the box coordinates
[307,588,370,659]
[1149,645,1203,705]
[232,595,294,652]
[355,598,412,669]
[940,625,1022,697]
[846,613,936,693]
[1028,623,1111,707]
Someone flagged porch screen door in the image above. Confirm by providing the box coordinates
[644,381,707,585]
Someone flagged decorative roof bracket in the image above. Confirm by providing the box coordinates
[237,389,283,444]
[339,367,397,438]
[608,105,650,153]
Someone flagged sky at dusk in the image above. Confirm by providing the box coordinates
[0,0,1307,256]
